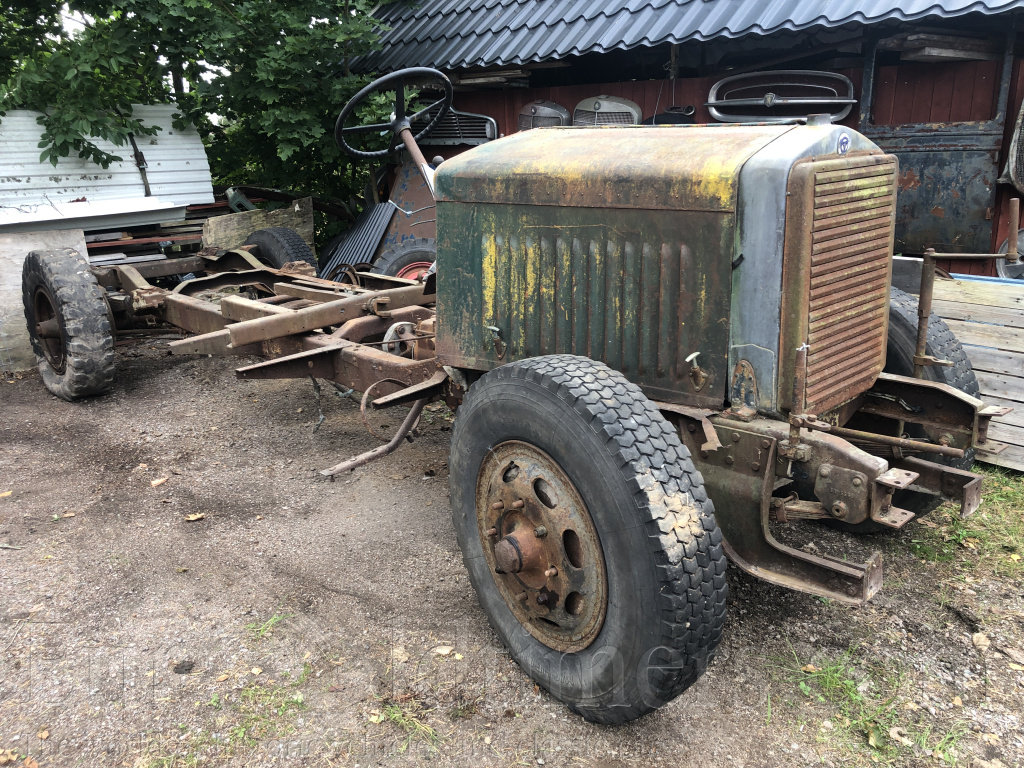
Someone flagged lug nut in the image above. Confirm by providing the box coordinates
[536,593,549,605]
[534,526,547,538]
[486,527,498,537]
[491,501,504,510]
[511,499,525,509]
[545,567,558,578]
[516,592,529,603]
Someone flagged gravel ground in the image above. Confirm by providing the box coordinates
[1,342,1022,768]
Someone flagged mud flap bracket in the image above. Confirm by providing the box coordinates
[695,428,883,606]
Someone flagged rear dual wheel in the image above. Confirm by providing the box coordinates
[449,355,727,723]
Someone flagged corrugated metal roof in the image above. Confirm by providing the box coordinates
[0,104,214,222]
[360,0,1024,72]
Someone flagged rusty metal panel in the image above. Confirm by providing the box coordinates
[435,203,734,407]
[781,152,897,416]
[877,137,998,253]
[434,125,792,212]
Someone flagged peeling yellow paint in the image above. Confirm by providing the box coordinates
[481,229,497,326]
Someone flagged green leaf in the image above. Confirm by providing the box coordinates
[64,68,77,80]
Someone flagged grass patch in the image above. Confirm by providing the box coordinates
[369,693,440,753]
[137,680,307,766]
[775,644,970,765]
[907,465,1024,577]
[245,612,293,643]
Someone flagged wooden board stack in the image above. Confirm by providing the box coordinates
[933,277,1024,472]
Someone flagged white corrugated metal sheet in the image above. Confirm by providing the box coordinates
[0,104,214,222]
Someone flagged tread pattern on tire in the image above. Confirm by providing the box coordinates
[453,355,727,722]
[889,286,979,398]
[21,248,114,400]
[243,227,317,270]
[878,286,978,519]
[370,237,436,277]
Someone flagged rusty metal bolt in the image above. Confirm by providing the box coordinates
[751,462,760,472]
[687,423,697,432]
[491,501,504,510]
[725,456,734,465]
[761,439,771,449]
[819,466,831,478]
[545,567,558,578]
[536,593,549,605]
[852,477,862,487]
[831,501,848,519]
[511,499,525,510]
[486,527,498,537]
[516,592,529,603]
[534,526,547,538]
[731,433,740,443]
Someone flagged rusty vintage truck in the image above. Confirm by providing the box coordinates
[21,68,1012,723]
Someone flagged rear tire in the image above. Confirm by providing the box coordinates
[449,355,727,723]
[886,286,978,517]
[21,248,114,400]
[371,238,435,279]
[830,286,979,532]
[243,227,317,270]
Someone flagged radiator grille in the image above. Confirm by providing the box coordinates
[572,109,636,126]
[801,155,896,415]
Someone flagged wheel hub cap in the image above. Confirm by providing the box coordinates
[476,441,607,652]
[32,286,66,373]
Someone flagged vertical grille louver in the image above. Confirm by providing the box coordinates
[785,154,897,415]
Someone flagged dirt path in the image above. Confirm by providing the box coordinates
[1,344,1022,767]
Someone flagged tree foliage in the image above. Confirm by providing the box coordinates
[1,0,388,203]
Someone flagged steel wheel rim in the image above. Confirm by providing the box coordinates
[395,261,433,280]
[32,286,66,373]
[475,441,607,652]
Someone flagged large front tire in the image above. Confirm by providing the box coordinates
[449,355,727,723]
[21,248,115,400]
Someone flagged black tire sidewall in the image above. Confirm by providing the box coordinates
[21,249,114,400]
[451,370,693,718]
[243,227,317,271]
[371,238,436,278]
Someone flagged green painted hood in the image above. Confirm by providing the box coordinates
[434,124,794,212]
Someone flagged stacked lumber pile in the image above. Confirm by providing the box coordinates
[933,277,1024,471]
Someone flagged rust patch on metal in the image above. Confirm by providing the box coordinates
[930,205,945,218]
[475,441,607,653]
[897,167,921,191]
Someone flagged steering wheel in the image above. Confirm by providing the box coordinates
[334,68,454,160]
